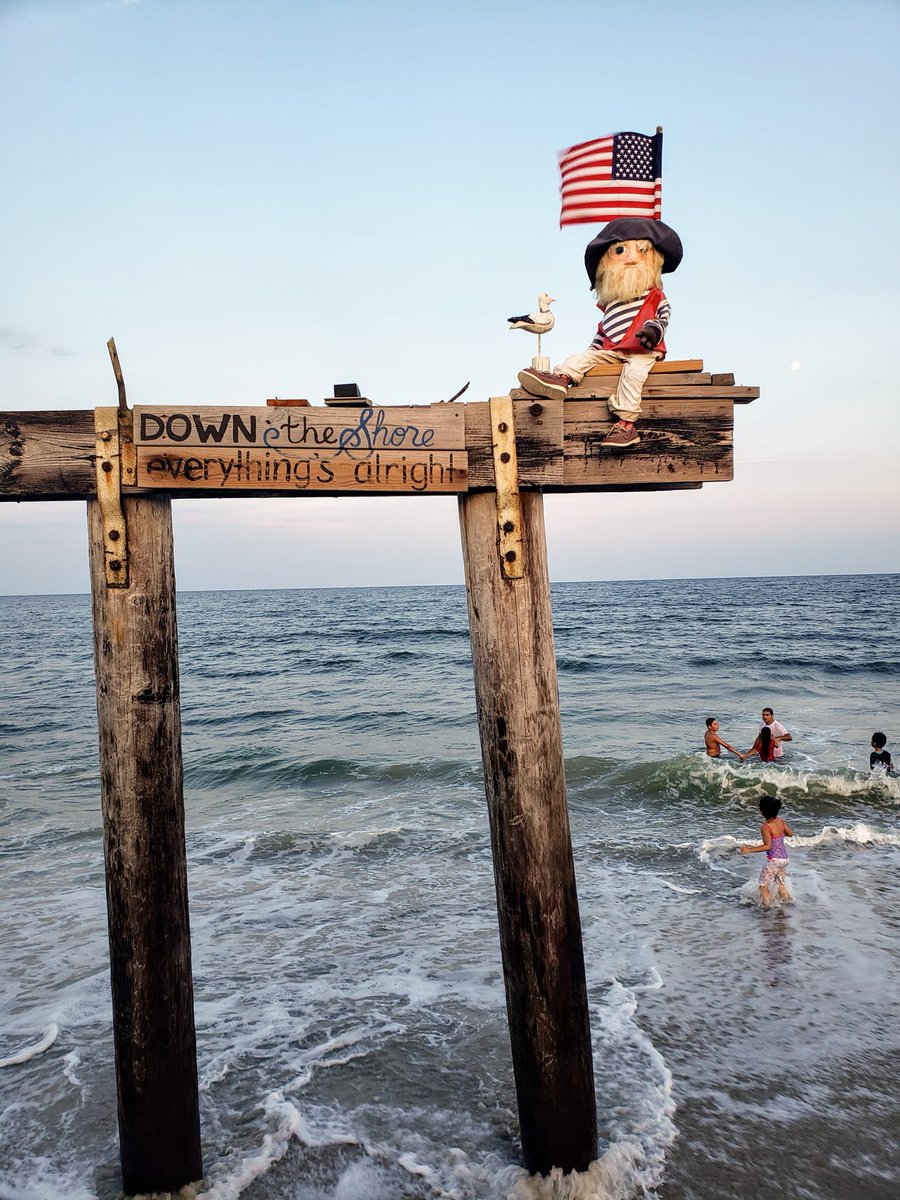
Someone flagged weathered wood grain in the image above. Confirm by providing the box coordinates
[88,494,202,1194]
[585,357,703,375]
[1,376,752,499]
[642,372,712,386]
[561,398,734,487]
[458,489,597,1175]
[511,380,757,401]
[465,398,563,488]
[1,411,96,498]
[628,385,758,399]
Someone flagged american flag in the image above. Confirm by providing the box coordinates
[558,130,662,227]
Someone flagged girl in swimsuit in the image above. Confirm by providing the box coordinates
[739,795,794,907]
[742,724,776,764]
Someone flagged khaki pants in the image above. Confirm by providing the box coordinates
[554,347,661,421]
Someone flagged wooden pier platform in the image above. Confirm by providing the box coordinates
[0,355,757,1193]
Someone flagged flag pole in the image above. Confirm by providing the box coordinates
[656,126,663,219]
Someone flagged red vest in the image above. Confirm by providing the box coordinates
[597,287,667,356]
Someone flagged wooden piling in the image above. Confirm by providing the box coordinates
[87,493,202,1194]
[458,488,598,1176]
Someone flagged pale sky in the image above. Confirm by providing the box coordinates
[2,0,898,593]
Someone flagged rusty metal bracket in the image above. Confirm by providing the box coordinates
[489,395,524,579]
[94,406,129,588]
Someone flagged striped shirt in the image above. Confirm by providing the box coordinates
[590,290,671,349]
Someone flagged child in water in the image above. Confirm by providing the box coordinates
[740,796,794,907]
[743,724,776,763]
[870,732,893,773]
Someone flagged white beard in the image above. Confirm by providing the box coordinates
[595,255,662,305]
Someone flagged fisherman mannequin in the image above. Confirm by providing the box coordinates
[518,217,683,448]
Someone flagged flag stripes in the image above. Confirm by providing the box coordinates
[559,131,662,227]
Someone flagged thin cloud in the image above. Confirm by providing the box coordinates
[0,328,36,354]
[0,328,75,358]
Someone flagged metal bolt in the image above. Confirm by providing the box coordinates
[101,461,113,472]
[109,559,122,572]
[530,403,543,416]
[109,529,120,541]
[497,422,508,433]
[100,430,112,441]
[505,550,517,562]
[502,520,515,533]
[500,452,510,463]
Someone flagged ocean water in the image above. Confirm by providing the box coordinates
[1,574,899,1200]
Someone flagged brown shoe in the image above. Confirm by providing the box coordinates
[602,421,640,449]
[517,369,572,402]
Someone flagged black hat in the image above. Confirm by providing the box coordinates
[584,218,683,283]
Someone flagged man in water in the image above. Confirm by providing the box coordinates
[760,707,792,759]
[705,717,743,760]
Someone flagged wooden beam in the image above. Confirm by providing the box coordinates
[465,398,563,489]
[458,488,597,1175]
[585,357,703,375]
[2,411,96,499]
[560,397,733,489]
[1,380,753,500]
[510,382,758,402]
[87,493,202,1195]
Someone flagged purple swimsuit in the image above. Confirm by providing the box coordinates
[767,832,788,861]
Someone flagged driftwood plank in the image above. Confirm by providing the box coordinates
[584,358,703,375]
[513,381,757,403]
[545,385,759,403]
[628,385,758,399]
[641,373,712,387]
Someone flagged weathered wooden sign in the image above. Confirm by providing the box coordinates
[133,404,468,493]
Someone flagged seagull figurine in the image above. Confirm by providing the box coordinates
[508,292,555,358]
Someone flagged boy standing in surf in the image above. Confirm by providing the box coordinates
[704,717,743,760]
[740,796,794,907]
